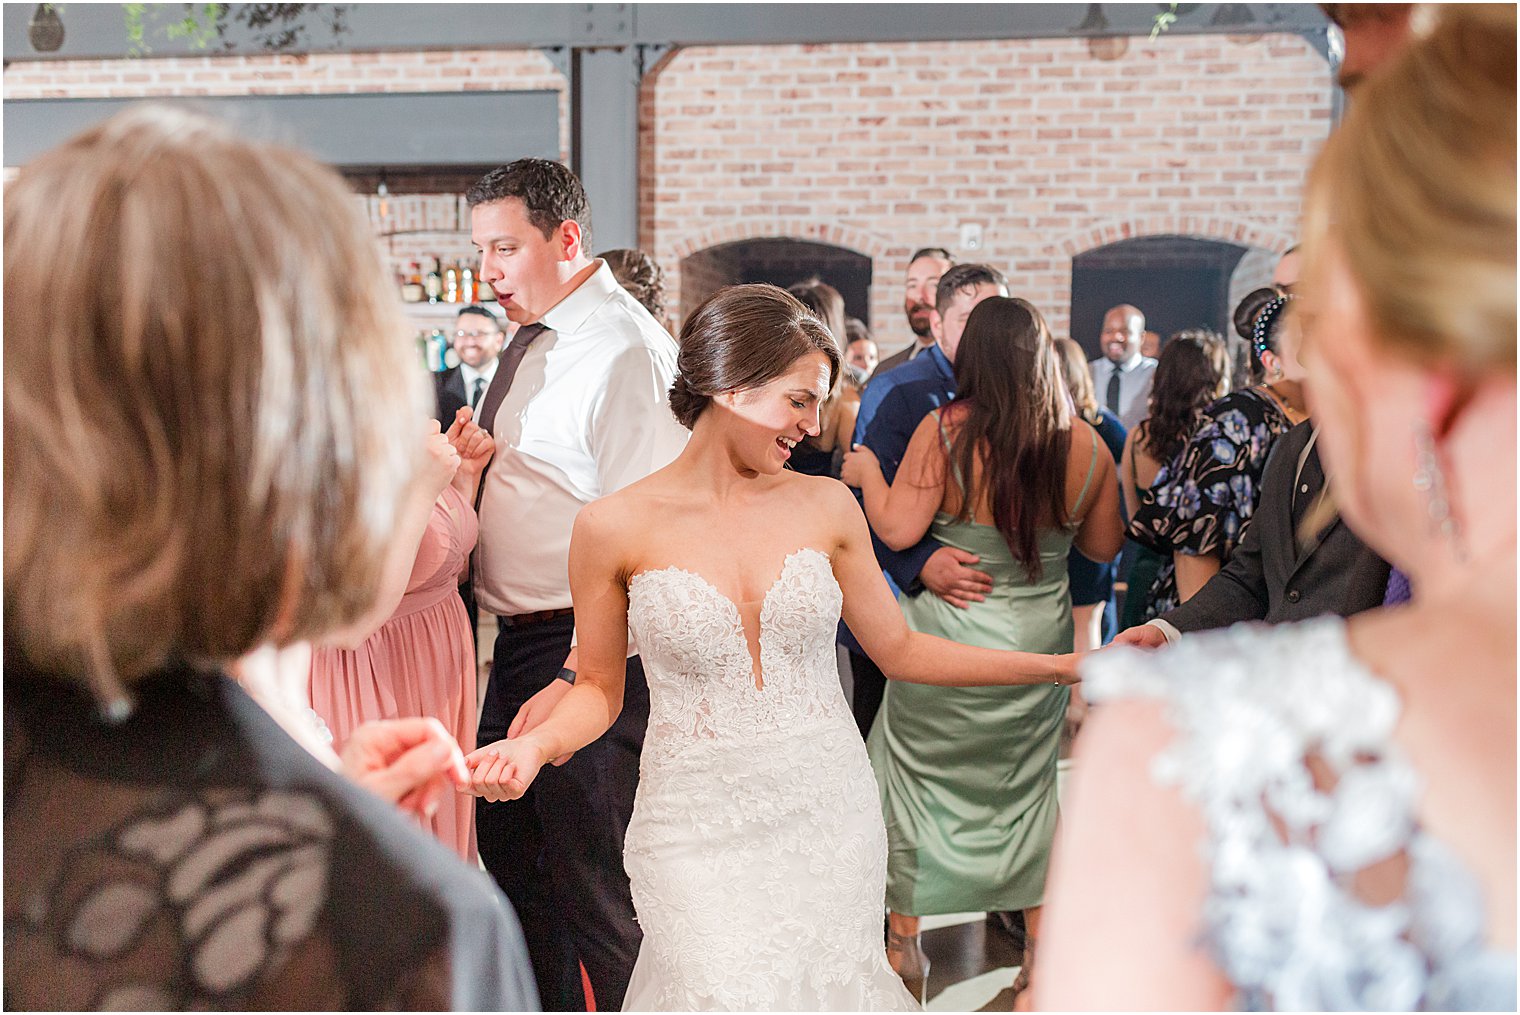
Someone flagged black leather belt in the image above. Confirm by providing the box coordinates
[499,607,575,628]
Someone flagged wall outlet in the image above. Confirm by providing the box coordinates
[959,222,984,251]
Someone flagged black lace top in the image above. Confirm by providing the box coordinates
[3,656,539,1011]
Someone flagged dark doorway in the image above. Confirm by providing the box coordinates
[1070,236,1248,358]
[681,238,873,326]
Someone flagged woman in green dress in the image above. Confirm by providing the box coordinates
[842,297,1123,1004]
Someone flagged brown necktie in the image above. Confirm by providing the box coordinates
[473,322,546,511]
[476,323,546,437]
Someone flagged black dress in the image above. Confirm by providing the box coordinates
[3,654,539,1011]
[1127,387,1292,619]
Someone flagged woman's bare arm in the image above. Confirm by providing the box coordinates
[1174,551,1222,602]
[1120,429,1141,524]
[1072,425,1125,562]
[464,500,629,800]
[823,481,1075,685]
[1039,697,1233,1009]
[844,412,947,552]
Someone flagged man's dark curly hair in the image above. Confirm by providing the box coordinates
[466,158,591,249]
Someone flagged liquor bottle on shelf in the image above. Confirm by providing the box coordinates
[461,266,475,304]
[424,257,442,303]
[401,258,425,303]
[423,328,449,371]
[444,264,459,303]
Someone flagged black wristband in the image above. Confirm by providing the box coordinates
[555,667,577,685]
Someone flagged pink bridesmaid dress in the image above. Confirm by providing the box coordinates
[310,483,480,861]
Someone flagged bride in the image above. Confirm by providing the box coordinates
[465,283,1078,1011]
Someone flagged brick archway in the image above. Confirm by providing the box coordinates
[667,219,899,329]
[670,219,895,263]
[1043,215,1295,261]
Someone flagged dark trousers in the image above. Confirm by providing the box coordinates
[476,613,648,1011]
[848,648,888,741]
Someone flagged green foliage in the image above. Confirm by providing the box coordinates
[1151,3,1179,40]
[120,3,349,57]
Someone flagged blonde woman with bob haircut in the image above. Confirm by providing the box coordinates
[3,106,536,1009]
[1041,6,1516,1009]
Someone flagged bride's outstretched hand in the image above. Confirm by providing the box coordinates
[463,737,547,802]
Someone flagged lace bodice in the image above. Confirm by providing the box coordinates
[1084,618,1516,1011]
[627,546,852,767]
[619,547,916,1010]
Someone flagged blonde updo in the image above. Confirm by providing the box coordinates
[1302,3,1516,373]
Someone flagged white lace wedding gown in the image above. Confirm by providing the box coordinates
[621,547,918,1011]
[1084,617,1516,1011]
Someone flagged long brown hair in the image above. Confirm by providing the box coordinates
[1054,337,1101,425]
[944,297,1072,580]
[1141,329,1230,464]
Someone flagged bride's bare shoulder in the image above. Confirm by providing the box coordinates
[775,471,863,526]
[577,471,682,536]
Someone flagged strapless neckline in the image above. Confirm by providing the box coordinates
[629,547,834,690]
[629,546,833,608]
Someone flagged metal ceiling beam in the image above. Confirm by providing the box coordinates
[5,4,1331,63]
[5,3,1334,254]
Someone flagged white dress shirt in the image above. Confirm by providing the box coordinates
[1088,352,1158,432]
[460,358,499,409]
[474,261,688,617]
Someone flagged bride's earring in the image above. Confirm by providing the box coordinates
[1412,418,1465,560]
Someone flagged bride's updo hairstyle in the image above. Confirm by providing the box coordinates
[1302,3,1515,373]
[669,284,842,429]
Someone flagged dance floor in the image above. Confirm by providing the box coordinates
[921,912,1023,1012]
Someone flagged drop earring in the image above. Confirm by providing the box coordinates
[1411,419,1465,559]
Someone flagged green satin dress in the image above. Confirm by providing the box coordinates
[867,428,1097,915]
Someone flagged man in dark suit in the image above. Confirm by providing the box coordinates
[1114,419,1391,647]
[874,247,955,378]
[433,304,507,427]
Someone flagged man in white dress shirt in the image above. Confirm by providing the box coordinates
[464,159,688,1012]
[1087,303,1157,432]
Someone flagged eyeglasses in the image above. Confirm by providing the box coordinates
[455,329,500,340]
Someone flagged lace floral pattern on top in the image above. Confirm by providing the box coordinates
[1083,618,1517,1011]
[621,547,917,1011]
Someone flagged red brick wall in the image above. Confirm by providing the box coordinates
[3,49,567,284]
[640,34,1330,351]
[7,33,1328,347]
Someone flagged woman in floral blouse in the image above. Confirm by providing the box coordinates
[1128,291,1309,617]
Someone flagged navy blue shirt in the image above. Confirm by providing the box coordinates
[850,343,958,601]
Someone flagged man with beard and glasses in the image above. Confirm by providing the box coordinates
[875,247,954,377]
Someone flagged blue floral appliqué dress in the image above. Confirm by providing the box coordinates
[1128,387,1292,619]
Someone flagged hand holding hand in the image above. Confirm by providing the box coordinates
[919,546,994,609]
[1109,623,1169,650]
[508,679,577,765]
[838,443,880,488]
[464,737,548,803]
[445,406,496,483]
[422,418,462,497]
[340,717,469,819]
